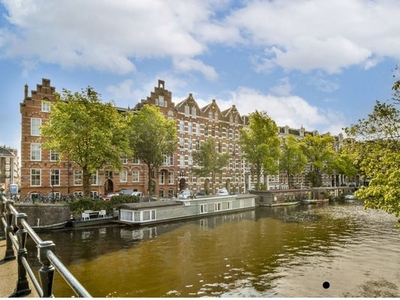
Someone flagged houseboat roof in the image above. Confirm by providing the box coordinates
[117,200,182,210]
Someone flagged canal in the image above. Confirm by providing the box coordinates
[27,201,400,297]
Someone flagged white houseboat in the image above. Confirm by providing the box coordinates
[116,194,257,226]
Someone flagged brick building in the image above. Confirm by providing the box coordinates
[19,78,344,199]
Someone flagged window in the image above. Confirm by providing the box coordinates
[120,156,128,164]
[209,111,213,120]
[185,105,190,115]
[74,170,82,185]
[179,120,184,133]
[188,122,192,134]
[30,169,41,186]
[50,169,60,186]
[188,155,193,166]
[132,170,139,182]
[214,202,222,211]
[179,137,184,149]
[132,157,139,165]
[30,143,41,161]
[204,124,208,136]
[159,171,165,184]
[120,170,128,182]
[191,107,197,117]
[215,112,218,121]
[50,150,59,161]
[31,118,42,136]
[200,203,208,214]
[164,155,173,166]
[196,123,200,135]
[90,172,98,185]
[41,100,51,112]
[179,155,185,167]
[168,172,174,184]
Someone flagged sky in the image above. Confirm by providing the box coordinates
[1,0,400,154]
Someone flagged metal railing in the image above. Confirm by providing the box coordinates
[0,193,91,297]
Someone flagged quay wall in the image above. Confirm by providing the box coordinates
[13,204,71,227]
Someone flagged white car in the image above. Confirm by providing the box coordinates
[178,190,193,199]
[217,188,229,196]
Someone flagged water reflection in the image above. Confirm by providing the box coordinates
[27,203,400,297]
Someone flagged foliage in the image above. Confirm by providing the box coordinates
[238,110,281,190]
[128,104,177,195]
[300,133,336,187]
[344,98,400,216]
[40,87,132,196]
[192,138,230,194]
[279,135,307,188]
[69,196,140,217]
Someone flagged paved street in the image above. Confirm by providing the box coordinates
[0,240,39,298]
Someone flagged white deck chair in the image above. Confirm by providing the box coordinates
[82,213,90,220]
[99,210,106,218]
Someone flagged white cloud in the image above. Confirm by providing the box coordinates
[269,77,293,96]
[2,0,400,77]
[173,57,218,80]
[226,86,345,135]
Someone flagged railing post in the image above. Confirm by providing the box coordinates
[3,199,16,261]
[38,240,56,297]
[11,212,31,297]
[0,195,5,241]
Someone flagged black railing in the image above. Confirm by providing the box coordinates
[0,193,91,297]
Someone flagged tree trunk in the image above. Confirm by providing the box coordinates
[82,167,91,197]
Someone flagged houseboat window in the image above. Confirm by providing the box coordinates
[200,204,208,214]
[121,210,133,221]
[214,202,222,211]
[134,211,140,221]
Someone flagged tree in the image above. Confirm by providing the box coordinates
[192,138,230,194]
[239,110,281,190]
[300,134,336,187]
[344,99,400,216]
[279,135,307,189]
[129,104,177,195]
[40,87,132,196]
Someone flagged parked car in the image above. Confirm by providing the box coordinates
[178,190,193,199]
[217,188,229,196]
[118,189,134,195]
[131,191,143,197]
[103,192,119,201]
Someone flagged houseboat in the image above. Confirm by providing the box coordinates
[115,194,257,226]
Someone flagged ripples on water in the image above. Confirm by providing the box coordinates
[29,202,400,297]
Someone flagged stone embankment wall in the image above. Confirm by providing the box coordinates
[14,204,71,226]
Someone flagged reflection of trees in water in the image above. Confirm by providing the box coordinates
[342,278,399,297]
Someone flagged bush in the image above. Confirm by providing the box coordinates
[68,195,140,218]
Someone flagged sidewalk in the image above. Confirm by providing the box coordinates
[0,240,39,298]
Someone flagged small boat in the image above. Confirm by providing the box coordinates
[32,220,68,232]
[302,199,318,204]
[66,216,116,228]
[269,201,299,207]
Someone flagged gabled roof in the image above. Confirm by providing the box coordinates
[0,147,14,157]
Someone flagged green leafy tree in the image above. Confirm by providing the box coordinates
[129,104,177,195]
[344,99,400,216]
[40,87,131,196]
[300,133,336,187]
[239,110,281,190]
[192,138,230,194]
[279,135,307,189]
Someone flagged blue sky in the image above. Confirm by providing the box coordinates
[1,0,399,153]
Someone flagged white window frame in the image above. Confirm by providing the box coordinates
[132,170,140,182]
[30,169,41,186]
[30,143,41,161]
[31,118,42,136]
[74,170,83,186]
[120,170,128,182]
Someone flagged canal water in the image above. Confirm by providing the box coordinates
[27,202,400,297]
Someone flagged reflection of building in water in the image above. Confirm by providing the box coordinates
[120,227,158,241]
